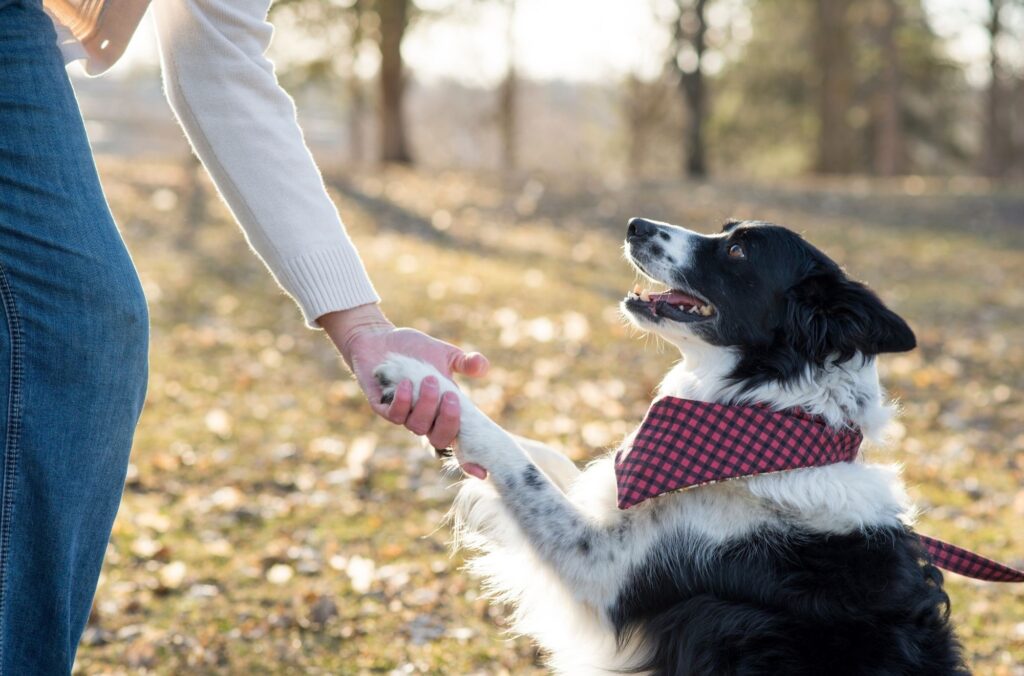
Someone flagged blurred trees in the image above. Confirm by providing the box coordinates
[344,0,368,163]
[377,0,413,163]
[265,0,1022,180]
[669,0,711,177]
[271,0,415,165]
[873,0,906,175]
[497,0,519,172]
[815,0,855,173]
[982,0,1023,177]
[626,0,980,178]
[712,0,970,176]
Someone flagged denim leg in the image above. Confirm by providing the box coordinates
[0,1,150,672]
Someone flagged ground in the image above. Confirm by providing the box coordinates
[74,161,1024,675]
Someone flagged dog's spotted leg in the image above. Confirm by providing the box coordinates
[511,435,581,492]
[374,355,631,609]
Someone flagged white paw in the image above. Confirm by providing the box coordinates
[373,354,460,407]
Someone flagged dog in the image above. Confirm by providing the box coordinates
[375,218,968,675]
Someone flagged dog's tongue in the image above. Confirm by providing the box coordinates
[649,290,700,307]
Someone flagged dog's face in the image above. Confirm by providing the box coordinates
[622,218,916,385]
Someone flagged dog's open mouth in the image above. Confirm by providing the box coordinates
[625,285,715,323]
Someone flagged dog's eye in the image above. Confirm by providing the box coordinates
[727,243,746,260]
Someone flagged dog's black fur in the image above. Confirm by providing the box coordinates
[621,219,967,675]
[611,526,966,675]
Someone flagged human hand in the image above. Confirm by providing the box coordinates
[320,305,489,475]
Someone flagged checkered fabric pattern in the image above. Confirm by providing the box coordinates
[613,396,1024,583]
[615,396,862,510]
[918,535,1024,583]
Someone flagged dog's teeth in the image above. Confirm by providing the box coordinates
[699,305,713,316]
[639,289,651,301]
[633,284,642,295]
[688,306,699,314]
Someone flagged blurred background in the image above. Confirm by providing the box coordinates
[71,0,1023,674]
[79,0,1024,178]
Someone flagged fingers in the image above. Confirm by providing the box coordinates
[384,380,413,424]
[381,379,460,448]
[426,391,460,449]
[404,377,440,435]
[450,351,490,378]
[384,378,482,479]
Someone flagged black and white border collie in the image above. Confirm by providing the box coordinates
[376,218,968,675]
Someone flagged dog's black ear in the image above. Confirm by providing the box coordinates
[721,218,743,233]
[787,270,916,363]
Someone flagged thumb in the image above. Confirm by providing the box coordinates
[450,350,490,378]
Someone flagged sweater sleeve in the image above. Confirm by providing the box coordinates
[151,0,379,327]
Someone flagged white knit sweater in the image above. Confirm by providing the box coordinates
[53,0,380,326]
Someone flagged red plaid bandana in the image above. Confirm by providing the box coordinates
[615,397,863,510]
[917,535,1024,583]
[616,396,1024,583]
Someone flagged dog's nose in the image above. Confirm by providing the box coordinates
[627,218,658,241]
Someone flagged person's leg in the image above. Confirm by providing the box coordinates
[0,1,149,671]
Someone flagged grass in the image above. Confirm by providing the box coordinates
[75,161,1024,675]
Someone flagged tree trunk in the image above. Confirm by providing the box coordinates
[815,0,854,174]
[984,0,1005,177]
[347,0,366,164]
[672,0,709,178]
[873,0,904,176]
[498,0,518,172]
[377,0,412,164]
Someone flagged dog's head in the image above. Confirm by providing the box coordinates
[622,218,916,386]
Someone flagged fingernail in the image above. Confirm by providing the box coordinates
[424,377,437,389]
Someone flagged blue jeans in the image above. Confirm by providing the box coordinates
[0,0,149,672]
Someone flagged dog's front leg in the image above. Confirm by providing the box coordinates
[375,355,627,609]
[454,414,629,611]
[511,435,581,492]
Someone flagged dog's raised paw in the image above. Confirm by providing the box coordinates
[373,355,450,406]
[373,363,398,405]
